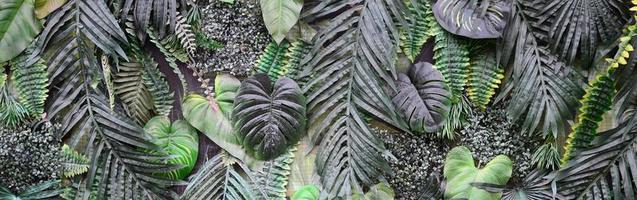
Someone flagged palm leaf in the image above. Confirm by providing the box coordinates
[501,170,558,200]
[298,0,408,197]
[121,0,178,41]
[114,59,155,125]
[0,0,41,63]
[432,22,470,100]
[232,74,306,160]
[432,0,510,39]
[393,61,451,134]
[528,0,630,65]
[549,111,637,199]
[0,180,62,199]
[180,153,258,200]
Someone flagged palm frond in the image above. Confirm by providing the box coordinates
[39,1,180,198]
[531,142,561,170]
[114,58,154,125]
[298,0,408,197]
[181,153,258,200]
[121,0,179,41]
[61,144,89,178]
[549,110,637,199]
[467,43,503,110]
[101,55,116,109]
[501,170,557,200]
[527,0,630,65]
[400,0,435,61]
[0,180,62,199]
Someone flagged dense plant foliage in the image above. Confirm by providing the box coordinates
[2,0,637,199]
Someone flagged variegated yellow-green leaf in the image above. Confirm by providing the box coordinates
[0,0,41,63]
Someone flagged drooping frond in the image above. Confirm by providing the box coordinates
[10,57,49,116]
[181,153,257,200]
[400,0,435,61]
[175,14,196,57]
[432,23,470,100]
[114,59,154,125]
[298,0,408,197]
[61,144,89,178]
[254,148,295,200]
[498,3,584,137]
[121,0,179,41]
[38,0,180,198]
[148,28,188,94]
[142,60,174,117]
[467,43,503,110]
[282,41,310,81]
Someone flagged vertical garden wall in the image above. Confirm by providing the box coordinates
[1,0,637,199]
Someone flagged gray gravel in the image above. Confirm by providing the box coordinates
[194,0,271,76]
[0,122,60,193]
[380,102,541,199]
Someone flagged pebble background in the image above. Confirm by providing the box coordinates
[193,0,271,77]
[0,123,60,193]
[380,102,541,199]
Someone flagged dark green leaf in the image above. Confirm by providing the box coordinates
[432,0,510,39]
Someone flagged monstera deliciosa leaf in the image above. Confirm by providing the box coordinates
[393,62,451,134]
[144,116,199,180]
[432,0,510,39]
[232,74,306,160]
[0,0,41,63]
[444,146,512,200]
[260,0,303,43]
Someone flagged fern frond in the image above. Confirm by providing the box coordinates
[282,41,310,81]
[11,58,49,116]
[148,29,188,95]
[255,148,295,200]
[175,14,196,57]
[61,144,89,178]
[400,0,435,61]
[467,45,503,110]
[114,60,154,125]
[432,23,470,100]
[0,84,29,127]
[142,61,174,116]
[181,153,257,200]
[255,41,289,81]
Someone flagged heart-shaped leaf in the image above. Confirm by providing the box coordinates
[393,62,451,134]
[144,116,199,180]
[260,0,304,43]
[291,185,319,200]
[0,0,42,62]
[433,0,510,39]
[444,146,512,200]
[215,74,241,116]
[232,74,306,160]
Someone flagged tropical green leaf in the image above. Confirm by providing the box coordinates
[290,185,319,200]
[432,23,470,99]
[0,0,41,63]
[362,182,395,200]
[181,153,257,200]
[0,52,48,126]
[61,144,89,178]
[215,73,241,116]
[182,93,248,161]
[298,0,408,197]
[444,146,512,200]
[144,116,199,180]
[432,0,510,39]
[393,61,451,134]
[34,0,66,19]
[531,142,561,170]
[255,41,289,81]
[254,147,295,200]
[260,0,304,43]
[232,74,306,160]
[0,180,62,200]
[142,57,175,117]
[400,0,436,61]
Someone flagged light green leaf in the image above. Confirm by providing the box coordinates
[215,73,241,116]
[365,182,395,200]
[144,116,199,180]
[286,139,316,196]
[0,0,41,63]
[260,0,303,43]
[182,94,248,162]
[291,185,319,200]
[34,0,66,18]
[443,146,512,200]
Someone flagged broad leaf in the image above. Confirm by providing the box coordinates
[393,62,451,134]
[144,116,199,180]
[215,73,241,116]
[233,74,306,160]
[34,0,66,19]
[260,0,303,43]
[291,185,319,200]
[182,93,248,161]
[181,153,257,200]
[432,0,510,39]
[444,146,512,200]
[0,0,41,63]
